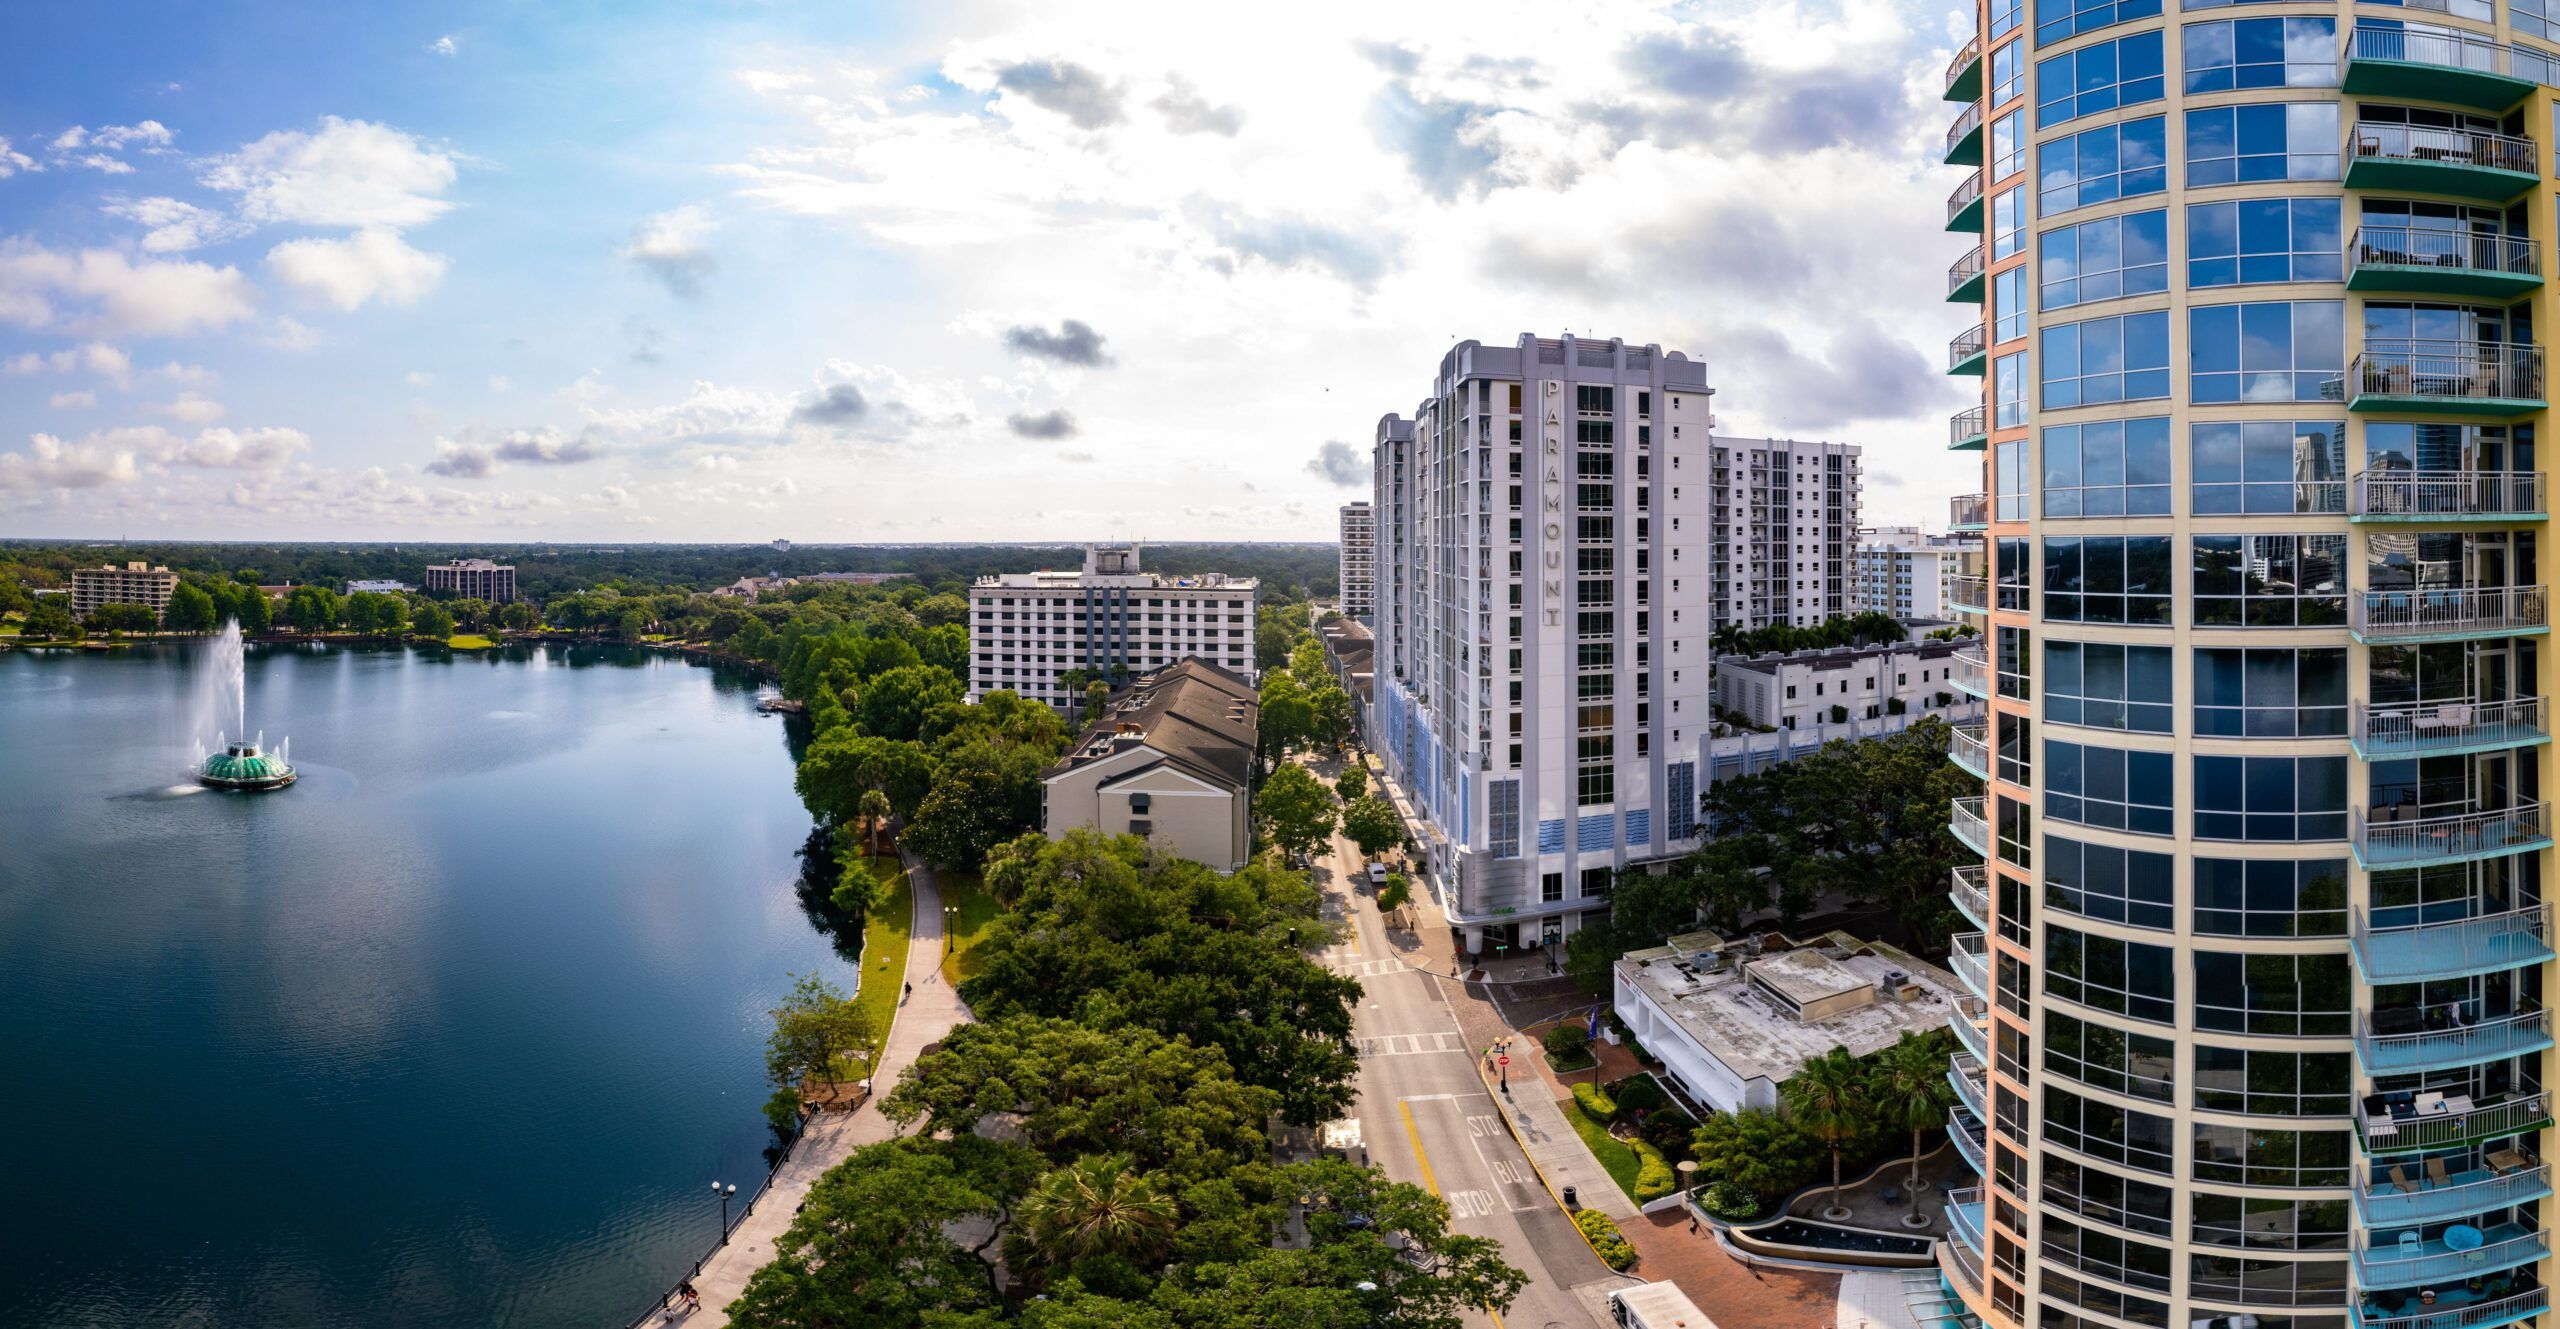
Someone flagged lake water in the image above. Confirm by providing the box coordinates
[0,642,854,1328]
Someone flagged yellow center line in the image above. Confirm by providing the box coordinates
[1399,1099,1504,1329]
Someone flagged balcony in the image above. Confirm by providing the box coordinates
[2349,226,2541,299]
[2341,25,2537,114]
[2351,586,2549,645]
[1950,1000,1990,1063]
[1950,798,1989,858]
[2355,1090,2554,1158]
[1951,865,1990,930]
[2352,1286,2551,1329]
[2355,802,2553,870]
[2358,1157,2554,1229]
[1947,1101,1987,1174]
[1946,575,1989,614]
[1948,493,1989,532]
[2348,122,2539,203]
[1946,1188,1986,1257]
[1944,102,1983,167]
[1950,931,1990,1000]
[2352,1222,2546,1288]
[1947,244,1985,304]
[2355,904,2555,984]
[1949,1059,1988,1128]
[2356,1008,2553,1076]
[2353,470,2546,522]
[2354,697,2549,760]
[1948,324,1987,376]
[2348,341,2547,417]
[1949,722,1990,780]
[1949,405,1987,451]
[1951,647,1989,700]
[1946,172,1984,234]
[1944,37,1982,103]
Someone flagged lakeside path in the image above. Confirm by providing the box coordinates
[682,849,970,1327]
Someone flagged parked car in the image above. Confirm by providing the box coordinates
[1368,862,1389,885]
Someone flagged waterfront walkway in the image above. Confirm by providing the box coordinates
[677,851,970,1326]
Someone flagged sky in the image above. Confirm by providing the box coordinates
[0,0,1976,542]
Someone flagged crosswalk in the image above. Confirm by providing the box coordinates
[1354,1030,1470,1059]
[1330,956,1407,979]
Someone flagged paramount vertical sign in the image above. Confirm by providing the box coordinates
[1542,379,1562,627]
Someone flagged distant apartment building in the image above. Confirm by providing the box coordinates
[345,580,414,595]
[1338,501,1375,621]
[424,559,517,603]
[1372,333,1712,955]
[1040,660,1258,872]
[1712,638,1981,732]
[1854,525,1971,620]
[69,562,178,621]
[967,545,1256,710]
[1705,436,1862,631]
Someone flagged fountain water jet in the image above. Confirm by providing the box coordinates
[192,620,295,792]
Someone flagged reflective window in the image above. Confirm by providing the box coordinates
[1997,623,2031,697]
[2042,311,2171,406]
[1996,437,2031,521]
[2188,300,2344,404]
[2518,0,2555,41]
[2042,418,2171,516]
[2192,753,2348,841]
[2187,198,2343,287]
[2037,0,2164,45]
[2037,31,2165,127]
[1992,183,2027,260]
[1994,0,2025,40]
[2044,641,2175,733]
[2045,1086,2177,1175]
[2048,1215,2175,1292]
[2191,420,2346,514]
[2193,647,2346,737]
[1995,265,2029,342]
[2193,857,2347,936]
[2043,1275,2173,1329]
[2042,536,2175,625]
[2190,1122,2351,1188]
[2192,1048,2353,1121]
[1991,109,2025,181]
[2046,739,2176,835]
[2194,950,2352,1036]
[2181,17,2335,92]
[2187,1253,2350,1308]
[2045,832,2176,927]
[2043,1156,2176,1239]
[1994,350,2029,428]
[1992,36,2026,105]
[2191,533,2347,626]
[2047,1014,2176,1105]
[2041,209,2169,310]
[2039,117,2169,216]
[2184,103,2340,186]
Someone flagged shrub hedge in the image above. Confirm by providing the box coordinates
[1575,1208,1637,1270]
[1570,1082,1617,1121]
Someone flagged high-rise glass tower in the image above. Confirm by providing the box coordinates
[1935,8,2556,1329]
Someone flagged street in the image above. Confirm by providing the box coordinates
[1313,818,1629,1328]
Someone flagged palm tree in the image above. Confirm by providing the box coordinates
[1874,1032,1958,1201]
[857,788,892,855]
[1783,1045,1870,1219]
[1017,1157,1179,1268]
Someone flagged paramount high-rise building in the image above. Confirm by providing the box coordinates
[1932,10,2557,1329]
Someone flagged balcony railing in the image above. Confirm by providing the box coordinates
[1946,1189,1986,1255]
[2357,1156,2554,1229]
[1951,864,1990,928]
[1944,102,1983,162]
[2349,341,2546,410]
[1946,574,1988,614]
[1945,36,1982,101]
[2355,802,2553,871]
[1950,797,1989,857]
[2349,225,2539,291]
[2352,586,2548,642]
[2353,904,2555,984]
[1949,324,1987,373]
[1947,172,1984,227]
[2354,697,2548,760]
[1948,1057,1987,1123]
[2350,121,2538,180]
[1949,404,1988,450]
[2342,25,2539,113]
[2352,1286,2552,1329]
[1950,1000,1989,1063]
[1949,722,1989,780]
[1948,244,1984,299]
[2354,1089,2552,1156]
[1947,1102,1987,1174]
[2355,1007,2553,1076]
[2352,1223,2546,1287]
[2353,469,2546,519]
[1949,493,1989,530]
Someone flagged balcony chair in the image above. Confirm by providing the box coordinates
[2429,1156,2456,1188]
[2393,1163,2422,1193]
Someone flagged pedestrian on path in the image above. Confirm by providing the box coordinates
[902,981,912,1003]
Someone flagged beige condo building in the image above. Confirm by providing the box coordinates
[69,562,178,621]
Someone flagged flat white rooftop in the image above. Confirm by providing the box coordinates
[1616,929,1962,1085]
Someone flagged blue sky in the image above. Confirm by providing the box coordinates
[0,0,1971,540]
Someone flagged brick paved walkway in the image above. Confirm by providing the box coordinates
[1622,1208,1840,1329]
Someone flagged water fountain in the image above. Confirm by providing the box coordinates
[192,620,296,792]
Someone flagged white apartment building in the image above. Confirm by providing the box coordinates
[345,580,415,595]
[967,545,1256,710]
[1337,501,1375,621]
[1853,525,1972,621]
[1372,333,1713,955]
[423,559,517,603]
[1705,436,1862,631]
[1711,638,1983,733]
[69,562,178,621]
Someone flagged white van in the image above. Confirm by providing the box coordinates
[1368,862,1389,885]
[1609,1281,1712,1329]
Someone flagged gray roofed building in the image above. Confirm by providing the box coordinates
[1040,659,1260,871]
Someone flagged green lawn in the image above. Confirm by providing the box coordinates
[848,855,913,1067]
[444,633,497,649]
[1558,1095,1645,1204]
[937,869,1000,987]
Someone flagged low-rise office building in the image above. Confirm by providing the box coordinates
[346,580,414,595]
[69,562,178,621]
[1040,660,1258,872]
[424,559,518,603]
[969,545,1256,710]
[1712,638,1978,732]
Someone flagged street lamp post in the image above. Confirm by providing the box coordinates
[713,1180,738,1239]
[943,903,958,961]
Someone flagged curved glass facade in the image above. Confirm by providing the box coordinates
[1939,7,2557,1329]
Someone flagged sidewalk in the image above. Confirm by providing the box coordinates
[1475,1051,1640,1224]
[681,851,972,1326]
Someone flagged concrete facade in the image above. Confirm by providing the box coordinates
[1039,660,1257,872]
[1339,500,1376,621]
[1855,525,1971,620]
[1712,639,1982,732]
[1707,435,1864,631]
[68,562,178,621]
[423,559,517,603]
[967,545,1256,710]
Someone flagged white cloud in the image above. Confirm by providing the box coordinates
[104,196,243,252]
[4,341,132,379]
[46,122,174,175]
[0,421,305,491]
[488,375,510,393]
[622,205,717,298]
[405,370,432,387]
[266,227,449,309]
[0,137,37,178]
[203,117,458,229]
[429,35,458,56]
[154,391,227,424]
[49,390,96,409]
[0,243,256,336]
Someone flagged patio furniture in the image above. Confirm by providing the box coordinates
[2403,1231,2426,1261]
[2415,1091,2448,1116]
[2487,1148,2530,1174]
[2446,1224,2486,1253]
[2428,1157,2455,1188]
[2393,1164,2421,1194]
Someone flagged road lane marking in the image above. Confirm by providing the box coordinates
[1355,1030,1470,1059]
[1397,1099,1442,1197]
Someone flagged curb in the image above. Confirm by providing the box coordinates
[1472,1053,1632,1274]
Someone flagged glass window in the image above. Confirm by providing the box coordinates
[2041,209,2170,310]
[1991,109,2025,180]
[2046,1013,2176,1102]
[1994,0,2024,39]
[2044,640,2175,732]
[2189,301,2344,404]
[2191,533,2346,626]
[2192,1048,2353,1121]
[1994,265,2029,343]
[2048,1215,2175,1292]
[2191,1123,2350,1188]
[2518,0,2555,41]
[2038,0,2164,45]
[2040,116,2169,215]
[2042,418,2172,517]
[1997,623,2032,698]
[2043,311,2171,406]
[2181,17,2335,92]
[2194,857,2347,936]
[2185,102,2340,186]
[2187,198,2343,287]
[2194,950,2352,1036]
[1994,350,2029,428]
[2045,833,2176,927]
[1996,438,2032,521]
[2187,1253,2350,1307]
[1992,36,2026,105]
[1992,184,2027,261]
[2043,1275,2173,1329]
[2193,647,2346,737]
[2043,1156,2176,1239]
[2045,1086,2177,1175]
[2037,31,2165,127]
[2042,536,2175,625]
[2192,420,2345,514]
[2046,740,2177,836]
[2192,753,2348,841]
